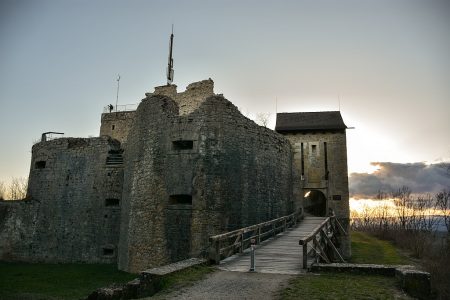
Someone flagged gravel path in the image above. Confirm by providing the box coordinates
[146,270,294,300]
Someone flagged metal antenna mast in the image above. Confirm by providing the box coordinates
[115,74,120,112]
[167,25,174,85]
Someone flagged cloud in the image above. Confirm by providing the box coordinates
[349,162,450,199]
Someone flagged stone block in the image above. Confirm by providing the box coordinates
[396,267,431,300]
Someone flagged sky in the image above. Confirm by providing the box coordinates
[1,0,449,195]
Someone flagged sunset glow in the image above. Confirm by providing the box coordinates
[350,198,448,218]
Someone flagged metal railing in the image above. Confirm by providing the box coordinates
[209,209,304,264]
[103,103,138,113]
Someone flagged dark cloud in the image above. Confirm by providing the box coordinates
[349,162,450,199]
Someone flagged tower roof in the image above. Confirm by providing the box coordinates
[275,111,347,132]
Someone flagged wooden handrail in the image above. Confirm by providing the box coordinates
[209,209,303,264]
[298,217,330,246]
[298,215,347,269]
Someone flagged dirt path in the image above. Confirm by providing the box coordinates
[146,270,294,300]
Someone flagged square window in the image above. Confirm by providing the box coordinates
[35,161,46,169]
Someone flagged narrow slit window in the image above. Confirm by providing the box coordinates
[172,140,193,150]
[111,125,115,130]
[35,161,46,169]
[311,145,317,156]
[300,142,304,176]
[324,142,328,179]
[169,194,192,205]
[105,198,120,207]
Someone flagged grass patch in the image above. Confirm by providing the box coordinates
[279,273,409,300]
[0,262,136,300]
[350,231,411,265]
[279,231,413,299]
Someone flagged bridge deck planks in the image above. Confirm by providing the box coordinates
[218,216,326,274]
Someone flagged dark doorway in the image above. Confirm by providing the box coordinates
[304,190,327,216]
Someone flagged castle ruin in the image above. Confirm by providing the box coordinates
[0,79,350,273]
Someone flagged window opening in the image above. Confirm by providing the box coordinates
[102,248,114,256]
[301,143,304,177]
[311,144,317,156]
[324,142,328,180]
[172,140,193,150]
[105,198,120,207]
[112,125,115,130]
[35,161,46,169]
[169,194,192,205]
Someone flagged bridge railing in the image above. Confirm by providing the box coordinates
[298,215,347,269]
[209,209,304,264]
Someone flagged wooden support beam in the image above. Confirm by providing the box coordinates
[321,228,345,263]
[313,236,330,263]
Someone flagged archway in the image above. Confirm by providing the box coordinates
[303,190,327,217]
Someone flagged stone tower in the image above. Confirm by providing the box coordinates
[117,80,293,272]
[275,111,351,258]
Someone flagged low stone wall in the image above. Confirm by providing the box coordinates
[311,263,431,300]
[86,258,207,300]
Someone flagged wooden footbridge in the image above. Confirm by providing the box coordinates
[209,210,347,274]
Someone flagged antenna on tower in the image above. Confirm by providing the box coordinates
[275,97,278,114]
[166,25,174,85]
[115,74,120,113]
[338,94,341,111]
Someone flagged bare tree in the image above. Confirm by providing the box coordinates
[0,181,5,200]
[255,112,271,127]
[8,177,28,200]
[436,190,450,234]
[392,186,411,230]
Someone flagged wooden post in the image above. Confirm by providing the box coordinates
[257,227,261,244]
[302,242,308,269]
[240,233,244,253]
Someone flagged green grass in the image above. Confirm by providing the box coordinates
[152,264,215,297]
[279,231,413,299]
[350,231,411,265]
[0,262,136,300]
[279,273,409,300]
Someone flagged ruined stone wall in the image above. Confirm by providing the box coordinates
[0,137,123,263]
[150,79,214,115]
[118,93,293,273]
[282,131,350,258]
[100,111,136,145]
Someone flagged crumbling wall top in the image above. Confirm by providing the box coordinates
[146,79,215,116]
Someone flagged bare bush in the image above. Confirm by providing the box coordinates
[3,177,28,200]
[351,187,450,299]
[436,190,450,233]
[255,112,271,127]
[0,181,5,200]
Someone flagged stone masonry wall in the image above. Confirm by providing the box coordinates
[118,92,293,273]
[0,200,39,260]
[282,131,350,258]
[150,79,214,115]
[100,111,136,145]
[0,137,123,263]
